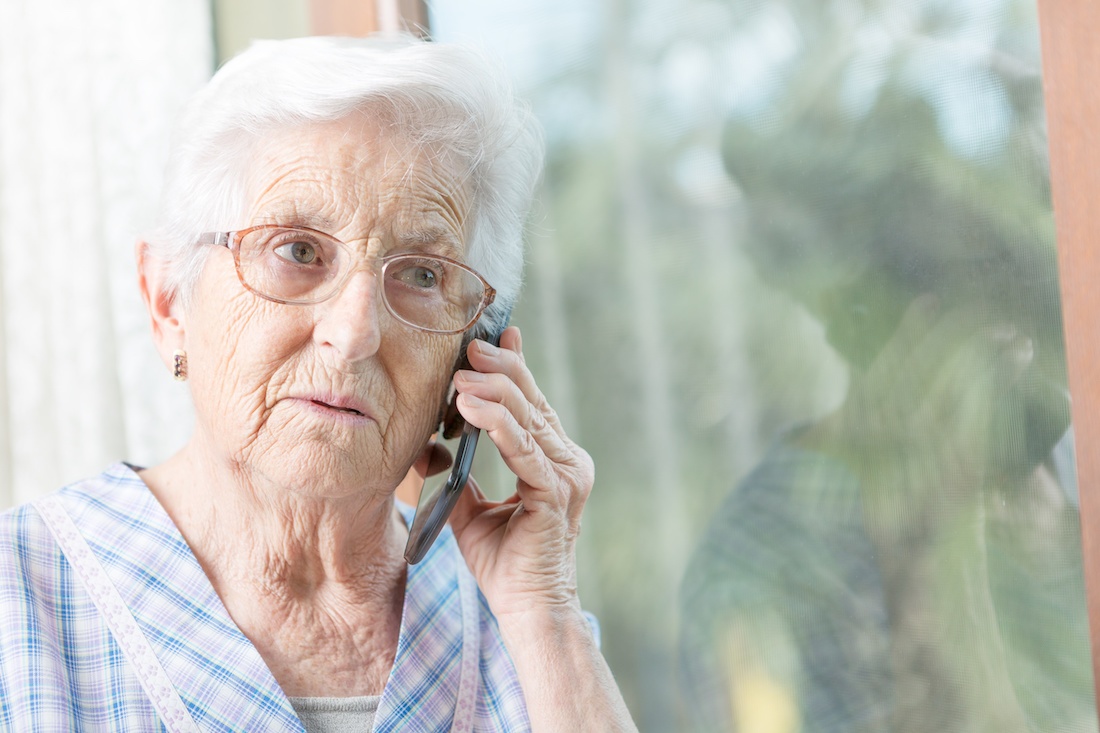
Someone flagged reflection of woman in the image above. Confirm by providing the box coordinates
[0,37,635,732]
[681,300,1091,733]
[679,67,1094,730]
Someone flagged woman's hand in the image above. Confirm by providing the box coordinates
[831,296,1031,543]
[446,326,594,622]
[445,326,635,732]
[825,297,1035,733]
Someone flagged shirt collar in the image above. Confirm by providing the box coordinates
[67,462,474,732]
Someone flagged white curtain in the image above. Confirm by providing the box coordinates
[0,1,212,508]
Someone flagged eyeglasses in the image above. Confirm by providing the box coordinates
[200,225,496,335]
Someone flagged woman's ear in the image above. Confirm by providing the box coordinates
[135,239,186,372]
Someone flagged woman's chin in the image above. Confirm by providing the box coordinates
[242,438,400,502]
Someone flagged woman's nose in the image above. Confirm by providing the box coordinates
[312,269,383,362]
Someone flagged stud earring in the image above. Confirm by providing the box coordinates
[172,350,188,381]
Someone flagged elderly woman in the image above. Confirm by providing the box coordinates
[0,36,635,732]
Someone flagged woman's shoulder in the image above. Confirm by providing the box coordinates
[0,463,152,586]
[1,462,145,529]
[0,463,203,729]
[0,466,133,717]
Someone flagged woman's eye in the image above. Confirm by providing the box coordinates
[393,264,440,289]
[274,241,318,265]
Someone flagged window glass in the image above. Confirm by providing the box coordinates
[432,1,1096,730]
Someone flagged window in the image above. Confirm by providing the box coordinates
[427,1,1095,730]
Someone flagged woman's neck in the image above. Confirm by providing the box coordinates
[139,438,409,696]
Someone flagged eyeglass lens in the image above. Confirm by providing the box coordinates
[235,227,487,332]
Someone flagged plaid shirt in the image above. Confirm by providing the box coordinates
[0,463,532,731]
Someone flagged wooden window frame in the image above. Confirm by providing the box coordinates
[1038,0,1100,702]
[309,0,428,37]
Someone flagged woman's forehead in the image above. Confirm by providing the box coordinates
[242,118,471,250]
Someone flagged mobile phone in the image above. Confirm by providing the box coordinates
[404,311,511,564]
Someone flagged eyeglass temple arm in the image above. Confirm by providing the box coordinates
[197,232,231,248]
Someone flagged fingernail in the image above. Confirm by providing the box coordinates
[462,393,486,406]
[476,340,499,356]
[459,369,486,382]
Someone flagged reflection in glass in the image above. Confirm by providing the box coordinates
[679,3,1093,732]
[431,0,1097,730]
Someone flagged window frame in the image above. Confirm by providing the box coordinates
[1037,0,1100,703]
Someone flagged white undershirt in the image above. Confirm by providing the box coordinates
[288,695,381,733]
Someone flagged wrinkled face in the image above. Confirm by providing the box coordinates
[182,115,468,498]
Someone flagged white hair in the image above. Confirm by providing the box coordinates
[149,35,544,335]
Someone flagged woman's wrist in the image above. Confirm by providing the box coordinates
[495,603,637,733]
[495,599,588,651]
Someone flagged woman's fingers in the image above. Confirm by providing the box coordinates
[465,329,567,438]
[856,300,1002,435]
[865,296,974,399]
[455,371,574,464]
[451,326,592,511]
[443,327,593,623]
[455,329,577,467]
[455,390,585,504]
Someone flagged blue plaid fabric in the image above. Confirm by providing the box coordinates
[0,463,532,731]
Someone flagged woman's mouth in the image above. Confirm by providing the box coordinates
[311,399,365,417]
[286,395,373,422]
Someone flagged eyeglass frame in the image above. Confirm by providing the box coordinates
[198,225,497,335]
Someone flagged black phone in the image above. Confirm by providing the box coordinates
[403,311,511,564]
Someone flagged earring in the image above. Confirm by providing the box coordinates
[172,350,188,381]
